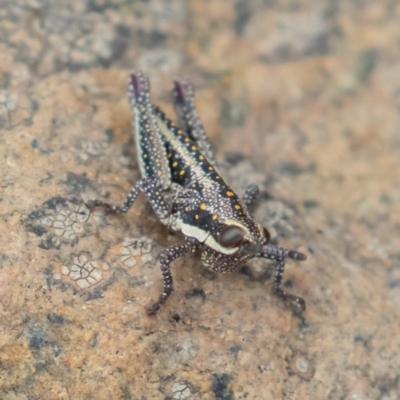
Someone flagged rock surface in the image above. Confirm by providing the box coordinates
[1,1,400,399]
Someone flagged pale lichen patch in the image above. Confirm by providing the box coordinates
[61,254,110,289]
[119,236,153,268]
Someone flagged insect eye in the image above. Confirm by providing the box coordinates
[263,227,271,244]
[218,226,245,248]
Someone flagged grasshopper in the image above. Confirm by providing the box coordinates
[87,71,306,315]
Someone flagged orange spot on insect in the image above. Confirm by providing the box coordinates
[194,214,199,220]
[191,145,197,151]
[184,138,190,142]
[199,203,206,210]
[177,129,183,135]
[226,191,234,197]
[212,214,218,220]
[199,155,204,160]
[234,204,241,210]
[167,153,172,158]
[179,170,185,175]
[184,206,189,212]
[208,166,213,171]
[172,161,178,167]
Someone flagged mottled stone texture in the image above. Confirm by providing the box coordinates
[1,1,399,399]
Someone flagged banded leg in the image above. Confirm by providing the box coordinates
[259,244,306,311]
[128,71,171,189]
[242,184,260,214]
[86,178,170,219]
[172,79,217,166]
[273,257,306,311]
[147,241,194,315]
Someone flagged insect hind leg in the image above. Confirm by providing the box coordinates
[128,71,171,190]
[172,79,218,166]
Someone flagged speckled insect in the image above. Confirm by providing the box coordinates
[87,71,307,315]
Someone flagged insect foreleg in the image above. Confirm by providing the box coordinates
[248,243,306,311]
[147,240,195,315]
[272,256,306,311]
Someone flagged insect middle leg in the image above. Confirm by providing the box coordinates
[86,178,170,219]
[242,184,260,214]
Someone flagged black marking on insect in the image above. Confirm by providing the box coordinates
[86,71,307,315]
